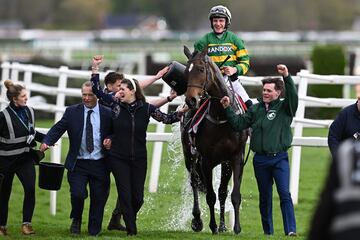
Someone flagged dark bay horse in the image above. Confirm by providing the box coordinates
[181,46,248,234]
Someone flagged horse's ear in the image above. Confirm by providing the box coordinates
[184,45,192,60]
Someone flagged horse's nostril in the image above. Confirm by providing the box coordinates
[189,97,197,108]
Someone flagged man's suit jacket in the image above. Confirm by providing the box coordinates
[43,103,112,171]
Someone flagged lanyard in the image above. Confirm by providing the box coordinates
[8,106,32,133]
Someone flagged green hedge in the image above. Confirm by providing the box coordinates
[306,44,346,119]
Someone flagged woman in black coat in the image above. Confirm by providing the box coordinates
[91,56,187,236]
[0,80,45,236]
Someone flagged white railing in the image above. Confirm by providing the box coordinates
[1,61,360,211]
[0,61,182,215]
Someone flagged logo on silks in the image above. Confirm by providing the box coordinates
[267,110,277,120]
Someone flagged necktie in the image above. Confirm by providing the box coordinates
[86,110,94,153]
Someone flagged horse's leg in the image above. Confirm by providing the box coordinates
[218,162,232,233]
[190,169,203,232]
[231,153,245,234]
[203,163,218,234]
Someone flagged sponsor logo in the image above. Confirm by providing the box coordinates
[267,110,277,120]
[208,46,232,53]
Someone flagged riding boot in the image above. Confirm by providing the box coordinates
[107,213,126,231]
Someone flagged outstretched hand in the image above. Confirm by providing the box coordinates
[155,66,169,80]
[277,64,289,77]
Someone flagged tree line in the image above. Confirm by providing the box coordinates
[0,0,359,31]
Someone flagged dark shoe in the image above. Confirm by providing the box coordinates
[107,214,126,231]
[0,226,7,236]
[70,219,81,234]
[21,223,35,235]
[288,232,297,237]
[127,230,137,236]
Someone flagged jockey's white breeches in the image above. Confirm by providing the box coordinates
[224,76,250,102]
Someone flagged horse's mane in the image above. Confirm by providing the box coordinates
[205,55,235,99]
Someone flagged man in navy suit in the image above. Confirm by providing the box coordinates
[40,81,112,236]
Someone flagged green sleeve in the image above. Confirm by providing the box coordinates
[232,34,250,76]
[225,107,252,131]
[194,34,208,52]
[283,75,299,116]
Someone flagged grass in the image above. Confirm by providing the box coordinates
[3,121,331,239]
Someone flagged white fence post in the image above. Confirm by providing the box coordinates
[50,66,69,215]
[24,70,33,97]
[148,83,172,192]
[10,62,19,82]
[290,70,309,205]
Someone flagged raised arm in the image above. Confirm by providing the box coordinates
[278,64,298,116]
[139,66,169,89]
[90,55,118,107]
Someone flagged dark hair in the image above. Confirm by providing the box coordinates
[261,77,284,93]
[121,78,146,102]
[4,79,25,102]
[104,72,124,86]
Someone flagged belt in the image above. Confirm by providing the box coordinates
[258,152,284,157]
[77,158,104,161]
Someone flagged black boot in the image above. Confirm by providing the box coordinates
[107,214,126,231]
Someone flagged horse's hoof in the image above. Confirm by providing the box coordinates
[218,224,227,233]
[191,218,203,232]
[233,226,241,235]
[211,228,218,235]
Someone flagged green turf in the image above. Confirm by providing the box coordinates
[3,121,331,239]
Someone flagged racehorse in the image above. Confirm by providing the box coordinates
[181,46,249,234]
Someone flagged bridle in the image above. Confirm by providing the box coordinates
[186,55,216,100]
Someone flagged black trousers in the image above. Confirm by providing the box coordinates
[0,153,36,226]
[67,159,110,235]
[107,156,147,234]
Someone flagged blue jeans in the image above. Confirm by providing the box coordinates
[253,152,296,235]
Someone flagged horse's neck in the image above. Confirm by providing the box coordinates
[208,98,226,120]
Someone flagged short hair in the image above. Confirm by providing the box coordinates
[4,79,25,102]
[261,77,284,93]
[104,72,124,86]
[81,81,92,92]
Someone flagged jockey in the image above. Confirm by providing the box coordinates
[194,5,252,109]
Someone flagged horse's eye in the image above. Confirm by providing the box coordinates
[197,66,205,73]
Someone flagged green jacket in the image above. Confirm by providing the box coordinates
[225,75,298,154]
[194,31,250,76]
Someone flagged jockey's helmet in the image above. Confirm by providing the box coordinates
[208,5,231,30]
